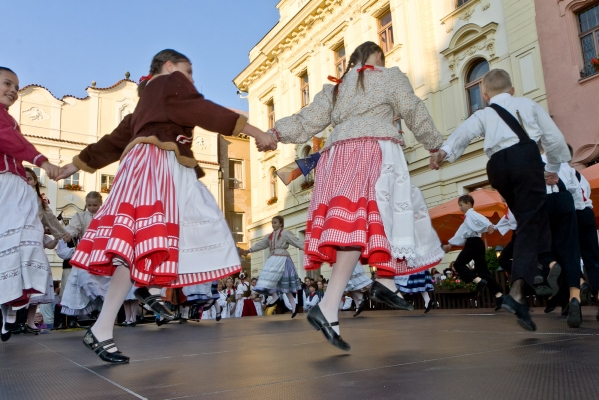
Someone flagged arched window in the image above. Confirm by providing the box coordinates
[465,59,490,115]
[269,167,278,199]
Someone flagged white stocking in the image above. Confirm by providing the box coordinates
[349,291,364,305]
[91,264,133,352]
[123,301,132,323]
[285,292,296,311]
[26,305,37,329]
[318,249,361,335]
[421,291,430,307]
[267,292,280,305]
[377,278,404,298]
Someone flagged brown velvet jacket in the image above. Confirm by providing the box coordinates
[73,71,247,178]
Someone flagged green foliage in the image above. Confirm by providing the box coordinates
[486,247,500,272]
[438,279,476,291]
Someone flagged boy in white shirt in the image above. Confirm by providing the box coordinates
[431,69,570,331]
[442,195,505,310]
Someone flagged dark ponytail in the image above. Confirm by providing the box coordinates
[333,41,385,105]
[137,49,191,96]
[25,167,47,210]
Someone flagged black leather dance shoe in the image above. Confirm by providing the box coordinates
[83,329,129,364]
[292,304,299,319]
[494,295,505,312]
[369,281,414,311]
[353,298,367,317]
[424,301,433,314]
[25,325,40,335]
[566,298,582,328]
[1,322,18,341]
[216,312,222,322]
[546,263,561,297]
[134,287,174,321]
[580,283,590,306]
[501,295,536,331]
[306,305,350,351]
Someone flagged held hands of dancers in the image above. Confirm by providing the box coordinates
[429,150,447,170]
[442,244,452,253]
[241,122,277,152]
[487,225,496,234]
[40,161,62,180]
[56,163,80,181]
[544,171,559,186]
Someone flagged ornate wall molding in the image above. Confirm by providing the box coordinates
[440,0,490,32]
[441,22,498,79]
[22,107,49,121]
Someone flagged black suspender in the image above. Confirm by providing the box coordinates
[575,170,582,182]
[488,103,530,143]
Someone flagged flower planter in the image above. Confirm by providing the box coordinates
[266,196,278,205]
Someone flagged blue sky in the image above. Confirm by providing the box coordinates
[1,1,279,110]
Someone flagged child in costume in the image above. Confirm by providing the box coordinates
[0,67,61,342]
[442,195,505,311]
[243,216,303,318]
[262,42,444,350]
[433,69,570,331]
[56,49,273,363]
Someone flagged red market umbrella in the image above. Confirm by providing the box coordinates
[580,163,599,225]
[428,189,512,247]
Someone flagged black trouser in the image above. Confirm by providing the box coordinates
[577,207,599,290]
[453,237,503,295]
[498,233,516,274]
[487,140,551,287]
[546,190,581,289]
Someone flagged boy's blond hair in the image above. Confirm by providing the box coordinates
[481,69,512,98]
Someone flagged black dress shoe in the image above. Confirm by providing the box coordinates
[424,300,433,314]
[547,263,561,297]
[567,298,582,328]
[134,287,174,321]
[25,325,40,335]
[306,305,350,351]
[83,329,129,364]
[494,295,505,311]
[353,298,367,317]
[369,281,414,311]
[476,279,488,293]
[544,296,558,313]
[501,295,536,331]
[216,312,222,322]
[1,330,11,342]
[580,283,590,306]
[156,318,169,327]
[291,304,298,319]
[534,285,553,297]
[561,303,570,316]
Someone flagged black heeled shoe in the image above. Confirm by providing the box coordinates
[83,329,129,364]
[306,305,350,351]
[369,281,414,311]
[353,298,366,317]
[292,304,298,319]
[216,312,222,322]
[134,287,174,321]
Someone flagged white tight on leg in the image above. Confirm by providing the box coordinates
[376,278,405,298]
[421,292,430,307]
[285,292,296,311]
[349,291,364,305]
[318,249,361,335]
[26,305,37,329]
[91,264,133,352]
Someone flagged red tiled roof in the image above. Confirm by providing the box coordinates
[19,80,137,102]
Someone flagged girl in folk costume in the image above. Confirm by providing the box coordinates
[261,42,445,350]
[221,278,237,318]
[24,168,69,334]
[395,271,435,314]
[0,67,62,342]
[56,50,273,363]
[242,216,303,318]
[344,263,372,317]
[233,272,257,317]
[182,280,223,321]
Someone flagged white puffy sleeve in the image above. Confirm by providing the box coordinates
[270,85,334,144]
[249,234,270,253]
[282,230,304,249]
[387,67,443,151]
[464,210,492,234]
[448,223,468,247]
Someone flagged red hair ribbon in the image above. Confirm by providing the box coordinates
[138,74,153,83]
[327,75,343,84]
[357,64,375,73]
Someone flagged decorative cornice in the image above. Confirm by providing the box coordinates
[441,22,498,79]
[440,0,490,31]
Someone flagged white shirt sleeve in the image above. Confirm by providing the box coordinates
[56,240,76,260]
[534,102,571,173]
[440,112,485,163]
[448,222,469,246]
[464,210,492,234]
[579,174,593,208]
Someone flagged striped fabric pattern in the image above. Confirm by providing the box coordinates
[71,144,239,287]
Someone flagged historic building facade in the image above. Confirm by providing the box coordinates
[11,76,251,277]
[534,0,599,168]
[234,0,548,277]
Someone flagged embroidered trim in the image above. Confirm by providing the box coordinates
[321,137,404,153]
[0,225,37,239]
[268,128,281,142]
[181,219,222,227]
[179,241,233,253]
[0,267,20,280]
[176,135,193,145]
[33,154,45,166]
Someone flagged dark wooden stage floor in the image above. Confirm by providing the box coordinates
[2,308,599,400]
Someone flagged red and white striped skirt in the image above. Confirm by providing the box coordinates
[70,144,241,287]
[304,139,443,277]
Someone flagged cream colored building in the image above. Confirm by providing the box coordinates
[11,76,244,279]
[234,0,548,278]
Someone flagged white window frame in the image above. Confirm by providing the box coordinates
[61,171,83,189]
[228,159,244,189]
[230,212,245,243]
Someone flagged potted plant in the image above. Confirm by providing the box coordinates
[63,183,82,191]
[301,180,314,190]
[101,185,111,194]
[266,196,278,205]
[435,278,476,293]
[592,56,599,72]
